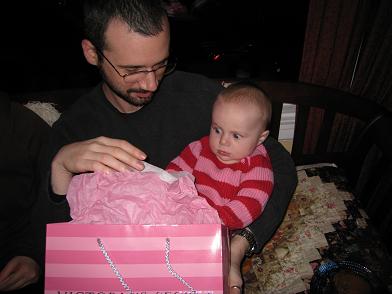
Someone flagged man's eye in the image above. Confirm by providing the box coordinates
[126,69,142,75]
[152,62,168,70]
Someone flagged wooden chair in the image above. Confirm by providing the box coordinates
[252,80,392,250]
[253,81,386,164]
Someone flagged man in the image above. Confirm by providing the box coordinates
[45,0,297,291]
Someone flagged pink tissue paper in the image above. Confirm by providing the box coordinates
[66,162,222,225]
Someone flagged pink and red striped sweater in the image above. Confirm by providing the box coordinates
[166,136,274,229]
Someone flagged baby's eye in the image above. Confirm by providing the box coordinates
[233,133,241,140]
[212,127,221,134]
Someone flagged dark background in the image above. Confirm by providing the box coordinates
[0,0,309,95]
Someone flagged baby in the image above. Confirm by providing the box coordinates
[167,81,274,230]
[166,81,274,290]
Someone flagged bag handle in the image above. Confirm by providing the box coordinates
[97,238,132,293]
[97,237,196,293]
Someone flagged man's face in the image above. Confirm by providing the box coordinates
[98,18,170,112]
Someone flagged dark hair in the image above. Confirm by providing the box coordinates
[83,0,167,50]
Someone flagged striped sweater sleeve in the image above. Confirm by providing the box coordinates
[166,140,203,173]
[216,152,274,229]
[194,143,274,229]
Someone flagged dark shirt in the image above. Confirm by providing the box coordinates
[49,71,220,168]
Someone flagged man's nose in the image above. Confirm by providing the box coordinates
[139,71,158,92]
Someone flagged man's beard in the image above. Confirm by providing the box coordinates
[100,69,154,107]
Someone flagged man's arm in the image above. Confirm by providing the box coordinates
[247,136,298,252]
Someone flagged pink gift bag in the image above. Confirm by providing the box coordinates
[45,223,229,294]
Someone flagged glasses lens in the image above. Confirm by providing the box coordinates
[122,57,177,82]
[164,58,177,75]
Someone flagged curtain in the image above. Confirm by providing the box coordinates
[299,0,392,154]
[299,0,392,248]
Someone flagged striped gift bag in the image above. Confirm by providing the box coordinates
[45,223,229,294]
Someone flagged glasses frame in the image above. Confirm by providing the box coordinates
[94,45,176,82]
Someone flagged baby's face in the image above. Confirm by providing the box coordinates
[209,100,267,164]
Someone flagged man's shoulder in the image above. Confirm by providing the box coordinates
[53,85,103,127]
[161,71,223,93]
[67,85,102,109]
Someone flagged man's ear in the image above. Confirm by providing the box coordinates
[81,39,99,66]
[258,130,270,145]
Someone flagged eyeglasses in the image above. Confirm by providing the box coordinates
[95,46,176,83]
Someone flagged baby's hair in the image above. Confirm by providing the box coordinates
[216,81,272,128]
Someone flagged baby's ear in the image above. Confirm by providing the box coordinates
[258,130,270,145]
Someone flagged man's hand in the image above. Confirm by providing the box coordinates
[51,136,147,195]
[0,256,40,291]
